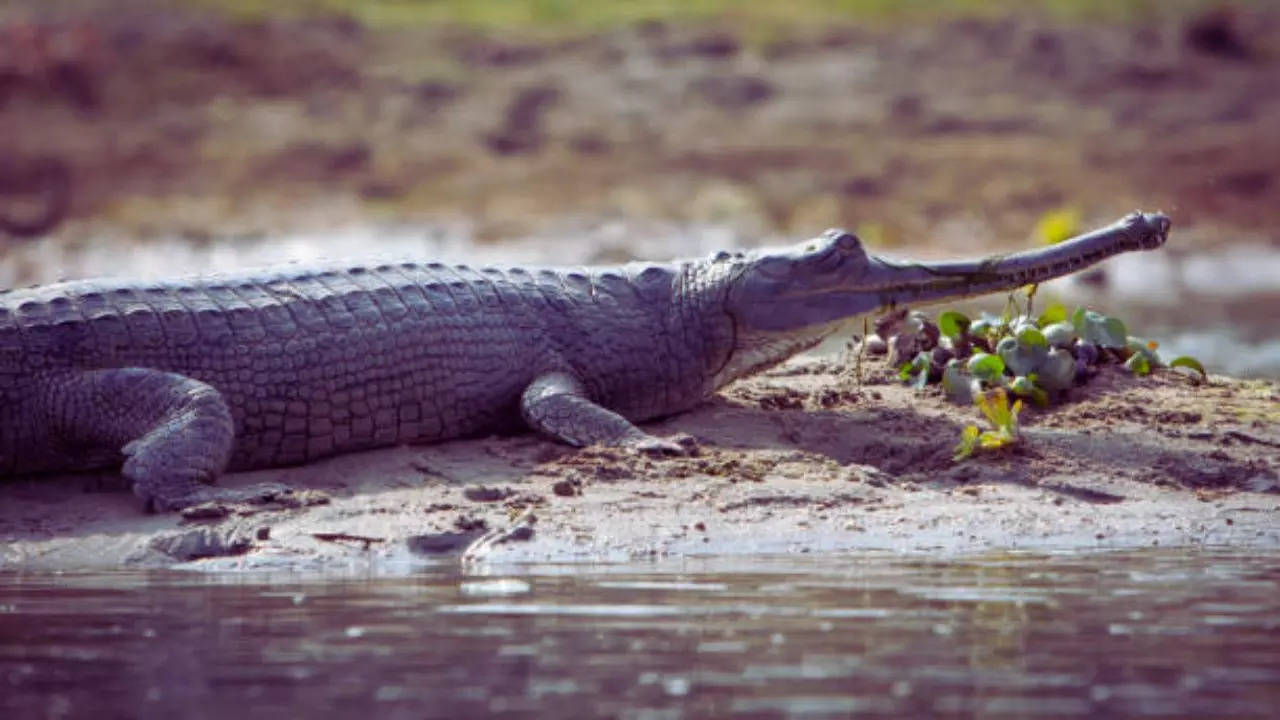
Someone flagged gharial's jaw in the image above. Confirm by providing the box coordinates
[715,211,1171,386]
[726,210,1170,336]
[857,210,1170,311]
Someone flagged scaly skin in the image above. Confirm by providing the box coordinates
[0,211,1170,511]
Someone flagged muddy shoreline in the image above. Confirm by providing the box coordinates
[2,360,1275,572]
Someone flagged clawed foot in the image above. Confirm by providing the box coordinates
[621,432,697,457]
[139,481,300,514]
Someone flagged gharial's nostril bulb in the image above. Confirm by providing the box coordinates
[820,229,861,252]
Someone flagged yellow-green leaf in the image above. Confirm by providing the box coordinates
[1035,207,1082,245]
[1170,355,1207,378]
[953,425,981,461]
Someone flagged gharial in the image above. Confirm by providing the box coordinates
[0,211,1170,511]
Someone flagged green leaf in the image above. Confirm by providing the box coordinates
[1126,337,1162,367]
[976,388,1009,426]
[1007,375,1037,396]
[898,360,914,382]
[978,427,1020,449]
[941,360,974,405]
[911,368,930,391]
[1010,317,1038,339]
[1037,347,1076,391]
[955,389,1024,459]
[1042,321,1077,349]
[901,352,931,389]
[1037,302,1069,328]
[969,312,1005,340]
[1006,375,1049,407]
[967,352,1005,383]
[1016,325,1048,349]
[1102,316,1129,349]
[998,333,1048,377]
[1035,207,1081,245]
[1124,351,1151,376]
[938,310,971,340]
[1170,355,1207,378]
[974,389,1022,443]
[1074,309,1128,349]
[953,425,980,461]
[1071,306,1087,335]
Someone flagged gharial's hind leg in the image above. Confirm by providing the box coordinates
[50,367,290,511]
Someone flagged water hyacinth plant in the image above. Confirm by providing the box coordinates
[867,290,1207,460]
[953,388,1022,461]
[879,300,1205,407]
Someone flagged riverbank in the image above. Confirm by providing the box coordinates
[2,360,1275,571]
[1,0,1276,572]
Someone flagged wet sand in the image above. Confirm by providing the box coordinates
[2,360,1275,571]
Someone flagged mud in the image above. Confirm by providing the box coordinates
[1,360,1275,571]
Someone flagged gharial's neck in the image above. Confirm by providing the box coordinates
[662,255,756,392]
[671,255,853,391]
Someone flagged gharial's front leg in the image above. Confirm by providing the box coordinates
[48,367,290,511]
[520,372,686,455]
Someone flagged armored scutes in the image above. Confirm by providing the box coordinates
[0,211,1170,510]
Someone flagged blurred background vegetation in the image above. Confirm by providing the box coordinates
[0,0,1275,255]
[185,0,1232,29]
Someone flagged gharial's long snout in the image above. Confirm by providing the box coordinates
[864,210,1170,310]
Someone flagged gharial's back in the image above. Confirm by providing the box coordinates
[0,258,730,508]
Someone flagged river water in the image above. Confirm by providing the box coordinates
[3,549,1278,718]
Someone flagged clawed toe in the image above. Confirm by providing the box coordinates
[144,482,301,514]
[229,482,295,504]
[625,432,696,457]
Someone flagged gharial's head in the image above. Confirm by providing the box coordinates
[714,211,1171,386]
[714,228,880,384]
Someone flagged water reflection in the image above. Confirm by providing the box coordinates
[2,551,1278,718]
